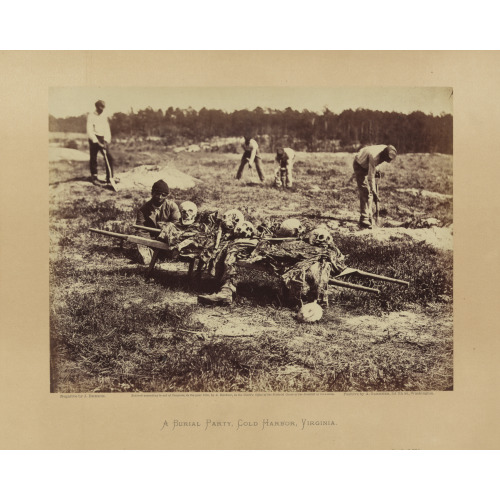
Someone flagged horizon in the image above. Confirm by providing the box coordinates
[49,87,453,119]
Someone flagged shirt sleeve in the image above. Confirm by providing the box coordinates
[104,117,111,143]
[169,202,181,222]
[86,113,97,142]
[367,153,377,194]
[248,140,257,163]
[135,206,151,238]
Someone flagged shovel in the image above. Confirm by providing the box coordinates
[103,149,118,192]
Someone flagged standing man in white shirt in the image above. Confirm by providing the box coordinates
[86,100,115,186]
[353,144,397,229]
[235,134,265,183]
[274,147,295,189]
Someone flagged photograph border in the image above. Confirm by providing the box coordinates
[1,51,499,449]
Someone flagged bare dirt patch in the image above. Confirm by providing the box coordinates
[343,309,452,344]
[115,164,200,191]
[396,188,453,201]
[49,149,453,392]
[49,147,89,162]
[355,225,453,252]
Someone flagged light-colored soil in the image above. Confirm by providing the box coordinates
[49,147,89,162]
[397,188,453,201]
[115,164,200,191]
[49,149,453,392]
[356,225,453,251]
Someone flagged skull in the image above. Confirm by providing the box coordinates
[221,209,244,230]
[179,201,197,226]
[308,227,333,247]
[296,301,323,323]
[276,218,305,237]
[234,220,256,238]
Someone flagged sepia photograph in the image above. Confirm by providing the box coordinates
[1,49,499,451]
[49,86,453,394]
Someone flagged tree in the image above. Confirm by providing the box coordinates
[49,106,453,154]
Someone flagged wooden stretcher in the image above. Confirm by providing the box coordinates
[90,227,409,294]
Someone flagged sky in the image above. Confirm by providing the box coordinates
[49,87,453,118]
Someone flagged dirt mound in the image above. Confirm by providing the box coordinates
[49,147,89,162]
[359,225,453,251]
[396,188,452,202]
[343,309,452,342]
[116,164,200,191]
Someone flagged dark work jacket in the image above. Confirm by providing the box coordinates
[136,199,181,238]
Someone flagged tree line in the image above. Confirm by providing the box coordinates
[49,106,453,154]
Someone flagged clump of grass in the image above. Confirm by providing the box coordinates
[50,284,265,393]
[180,184,223,207]
[51,198,135,224]
[50,288,204,392]
[50,150,453,393]
[50,280,453,392]
[331,234,452,313]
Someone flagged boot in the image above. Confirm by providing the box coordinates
[198,284,235,306]
[359,219,372,230]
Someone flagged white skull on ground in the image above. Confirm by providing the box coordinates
[296,301,323,323]
[309,227,334,247]
[276,218,305,237]
[234,220,256,238]
[179,201,197,226]
[221,209,244,230]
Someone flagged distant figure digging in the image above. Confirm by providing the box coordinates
[274,147,295,189]
[236,134,265,183]
[353,144,397,229]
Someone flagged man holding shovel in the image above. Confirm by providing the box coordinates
[352,144,397,229]
[235,134,265,183]
[86,99,116,188]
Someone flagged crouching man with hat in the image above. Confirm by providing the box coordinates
[135,179,181,264]
[274,147,295,189]
[352,144,397,229]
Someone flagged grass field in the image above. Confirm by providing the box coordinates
[49,138,453,393]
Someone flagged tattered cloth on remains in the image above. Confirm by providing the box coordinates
[157,212,222,263]
[245,239,347,302]
[157,218,348,301]
[210,237,260,279]
[246,239,346,275]
[157,210,262,272]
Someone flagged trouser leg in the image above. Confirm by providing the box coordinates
[285,162,293,188]
[103,146,114,182]
[137,244,154,265]
[89,140,99,177]
[254,157,265,182]
[95,135,114,182]
[274,165,283,187]
[198,248,237,305]
[353,161,372,224]
[236,156,248,179]
[215,248,238,290]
